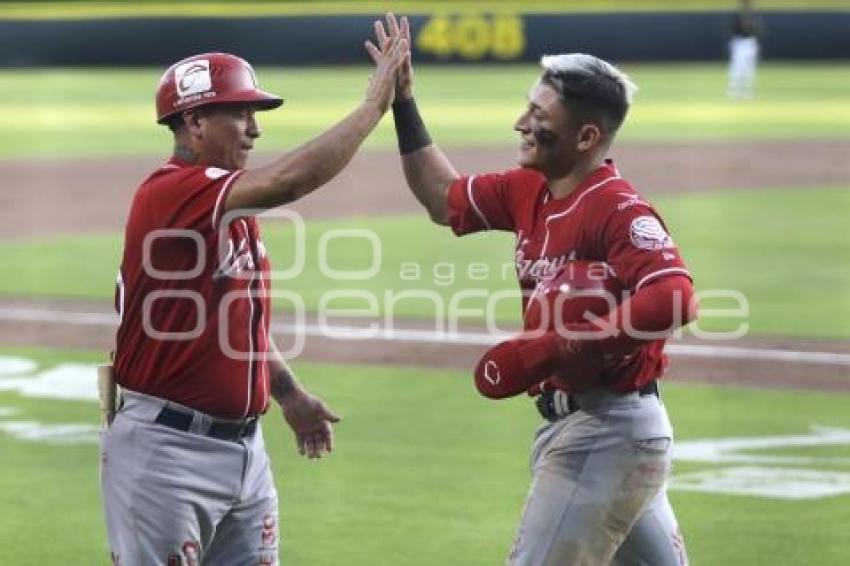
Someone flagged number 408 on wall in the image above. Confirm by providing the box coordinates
[415,14,526,60]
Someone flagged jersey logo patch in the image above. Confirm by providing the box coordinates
[214,236,255,280]
[630,215,675,250]
[175,59,212,98]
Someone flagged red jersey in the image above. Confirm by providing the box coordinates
[114,157,271,419]
[447,160,691,391]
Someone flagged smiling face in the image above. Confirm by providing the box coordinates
[184,103,261,170]
[514,81,572,176]
[513,80,603,180]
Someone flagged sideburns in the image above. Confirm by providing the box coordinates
[532,128,559,146]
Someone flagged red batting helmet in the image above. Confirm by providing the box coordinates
[155,52,283,124]
[524,260,623,333]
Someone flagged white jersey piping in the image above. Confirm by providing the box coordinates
[240,218,255,420]
[257,259,269,411]
[540,175,620,256]
[116,271,125,325]
[466,175,492,230]
[635,267,692,291]
[211,170,242,233]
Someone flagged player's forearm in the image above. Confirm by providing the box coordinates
[576,275,698,359]
[268,343,304,404]
[226,101,384,212]
[473,276,697,399]
[392,98,457,225]
[401,146,458,225]
[270,366,298,404]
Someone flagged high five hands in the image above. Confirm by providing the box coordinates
[365,13,414,107]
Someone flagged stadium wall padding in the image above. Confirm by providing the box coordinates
[1,11,847,66]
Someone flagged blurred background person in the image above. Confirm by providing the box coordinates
[727,0,762,99]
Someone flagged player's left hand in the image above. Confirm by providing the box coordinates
[279,388,341,459]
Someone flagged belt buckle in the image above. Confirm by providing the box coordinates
[189,411,214,436]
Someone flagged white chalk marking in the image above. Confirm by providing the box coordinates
[0,306,849,366]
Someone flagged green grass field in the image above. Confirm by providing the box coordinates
[0,348,848,565]
[6,63,846,333]
[9,186,850,338]
[2,63,849,158]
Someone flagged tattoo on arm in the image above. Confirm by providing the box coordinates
[270,362,298,402]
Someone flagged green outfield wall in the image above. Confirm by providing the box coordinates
[1,9,848,66]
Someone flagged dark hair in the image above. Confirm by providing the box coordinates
[540,68,630,134]
[163,114,185,133]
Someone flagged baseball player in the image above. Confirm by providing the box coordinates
[727,0,761,99]
[372,14,695,566]
[102,40,408,566]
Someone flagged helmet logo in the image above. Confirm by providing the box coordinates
[175,59,212,98]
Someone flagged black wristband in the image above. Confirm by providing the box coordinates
[392,97,432,155]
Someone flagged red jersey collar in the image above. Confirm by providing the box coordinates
[546,159,620,202]
[164,156,192,169]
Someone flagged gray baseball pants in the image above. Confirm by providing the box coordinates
[100,390,279,566]
[507,389,689,566]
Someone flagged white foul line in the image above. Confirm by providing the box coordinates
[0,306,849,366]
[0,307,118,325]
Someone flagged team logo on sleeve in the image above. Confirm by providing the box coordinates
[630,216,675,250]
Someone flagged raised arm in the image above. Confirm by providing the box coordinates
[373,14,459,226]
[223,36,408,214]
[397,132,458,226]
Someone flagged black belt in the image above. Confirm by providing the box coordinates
[154,406,258,442]
[536,380,659,423]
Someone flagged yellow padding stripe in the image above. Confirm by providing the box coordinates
[1,1,847,21]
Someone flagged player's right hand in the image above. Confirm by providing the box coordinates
[364,24,409,114]
[370,13,414,102]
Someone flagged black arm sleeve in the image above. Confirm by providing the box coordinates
[391,98,433,155]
